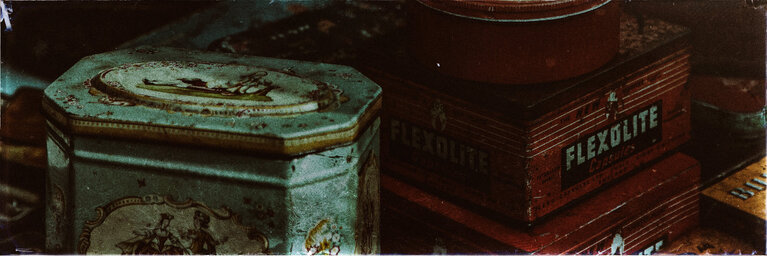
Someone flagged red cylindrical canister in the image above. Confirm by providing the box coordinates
[408,0,621,85]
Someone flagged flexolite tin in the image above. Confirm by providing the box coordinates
[42,47,382,254]
[381,152,701,254]
[364,14,691,224]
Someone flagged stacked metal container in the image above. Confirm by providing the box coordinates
[122,1,705,253]
[43,47,382,254]
[364,1,701,253]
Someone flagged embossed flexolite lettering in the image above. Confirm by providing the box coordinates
[390,119,489,174]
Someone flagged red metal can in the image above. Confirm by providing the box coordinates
[689,75,766,141]
[363,14,691,224]
[381,152,701,254]
[408,0,620,84]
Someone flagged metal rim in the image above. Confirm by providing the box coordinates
[415,0,612,22]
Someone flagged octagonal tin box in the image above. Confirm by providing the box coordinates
[42,47,382,255]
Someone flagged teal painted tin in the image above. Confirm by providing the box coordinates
[42,47,382,254]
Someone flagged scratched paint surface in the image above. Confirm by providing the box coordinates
[43,47,382,254]
[43,46,381,140]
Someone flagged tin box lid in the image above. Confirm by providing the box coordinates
[43,47,381,155]
[364,14,689,123]
[416,0,612,22]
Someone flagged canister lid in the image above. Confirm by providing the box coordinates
[43,47,381,155]
[92,61,338,116]
[416,0,612,21]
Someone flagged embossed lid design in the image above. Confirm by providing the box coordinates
[93,61,338,116]
[43,47,382,155]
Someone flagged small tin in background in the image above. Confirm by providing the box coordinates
[381,152,701,254]
[408,0,620,84]
[682,75,765,185]
[689,75,766,142]
[42,47,382,254]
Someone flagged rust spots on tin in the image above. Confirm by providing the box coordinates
[250,122,268,130]
[287,3,308,14]
[243,200,275,221]
[317,20,336,34]
[334,73,353,79]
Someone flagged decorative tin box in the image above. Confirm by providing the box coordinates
[364,15,691,223]
[381,152,701,254]
[701,156,766,253]
[42,47,382,254]
[408,0,620,84]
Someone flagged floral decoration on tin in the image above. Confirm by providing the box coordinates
[304,219,342,255]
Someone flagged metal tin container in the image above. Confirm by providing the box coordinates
[701,157,767,253]
[689,75,766,141]
[42,47,382,254]
[381,152,701,254]
[408,0,620,84]
[364,15,691,224]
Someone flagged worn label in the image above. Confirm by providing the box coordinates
[355,152,381,254]
[45,133,71,252]
[78,195,269,254]
[561,101,663,189]
[388,118,492,190]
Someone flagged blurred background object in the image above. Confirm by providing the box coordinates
[627,0,765,78]
[626,0,767,187]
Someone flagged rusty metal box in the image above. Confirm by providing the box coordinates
[363,15,692,224]
[42,47,382,254]
[381,152,701,254]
